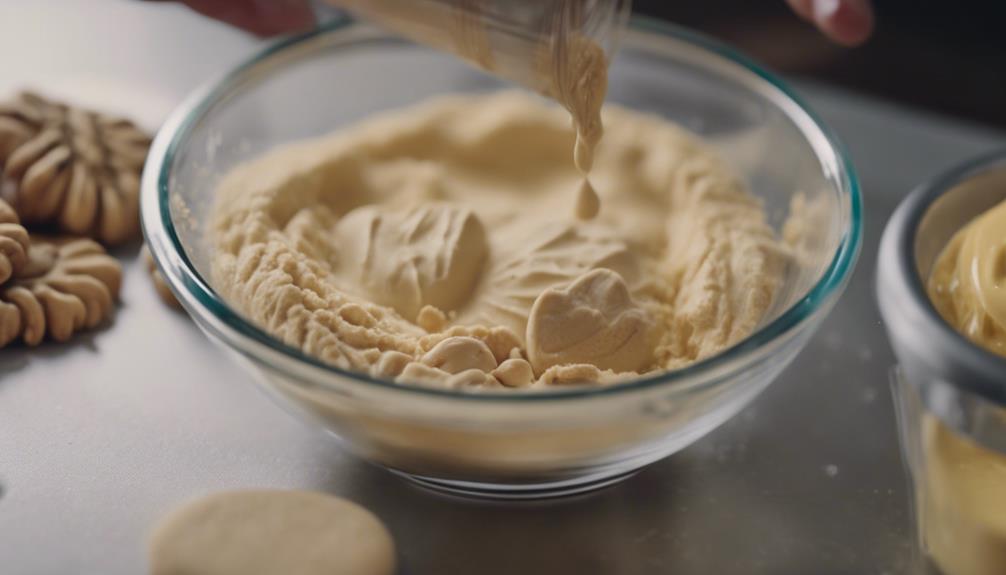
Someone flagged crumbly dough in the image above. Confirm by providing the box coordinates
[211,92,791,389]
[149,490,396,575]
[928,197,1006,356]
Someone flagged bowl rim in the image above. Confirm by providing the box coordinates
[877,148,1006,406]
[142,15,863,403]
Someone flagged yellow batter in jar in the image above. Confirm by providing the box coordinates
[923,197,1006,575]
[920,415,1006,575]
[928,198,1006,356]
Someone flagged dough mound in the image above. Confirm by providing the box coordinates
[211,92,791,389]
[527,268,656,374]
[334,202,487,321]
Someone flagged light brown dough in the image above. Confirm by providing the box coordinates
[526,268,657,374]
[210,93,793,388]
[334,202,488,320]
[149,490,396,575]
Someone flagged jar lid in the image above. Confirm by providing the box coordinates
[877,148,1006,409]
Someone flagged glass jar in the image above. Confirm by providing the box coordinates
[878,151,1006,575]
[326,0,631,98]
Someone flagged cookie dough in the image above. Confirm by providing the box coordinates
[928,197,1006,357]
[149,490,396,575]
[334,2,608,221]
[211,92,791,389]
[549,35,608,222]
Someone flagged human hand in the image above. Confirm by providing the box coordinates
[785,0,875,46]
[172,0,875,46]
[170,0,315,37]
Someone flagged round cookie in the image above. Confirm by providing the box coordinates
[149,490,396,575]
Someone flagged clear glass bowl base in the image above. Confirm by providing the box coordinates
[390,469,641,500]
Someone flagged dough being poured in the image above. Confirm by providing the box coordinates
[548,36,608,222]
[211,92,792,390]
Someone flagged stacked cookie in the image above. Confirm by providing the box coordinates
[0,91,170,348]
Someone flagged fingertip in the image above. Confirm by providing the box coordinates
[249,0,316,37]
[814,0,875,46]
[178,0,316,38]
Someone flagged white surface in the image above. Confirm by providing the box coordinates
[1,2,1005,574]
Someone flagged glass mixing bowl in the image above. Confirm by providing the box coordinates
[141,17,861,499]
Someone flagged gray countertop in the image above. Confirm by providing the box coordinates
[0,2,1003,574]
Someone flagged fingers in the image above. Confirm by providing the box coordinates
[786,0,875,46]
[174,0,316,37]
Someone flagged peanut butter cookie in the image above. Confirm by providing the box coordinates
[0,236,122,347]
[143,244,180,309]
[0,91,150,245]
[0,198,29,284]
